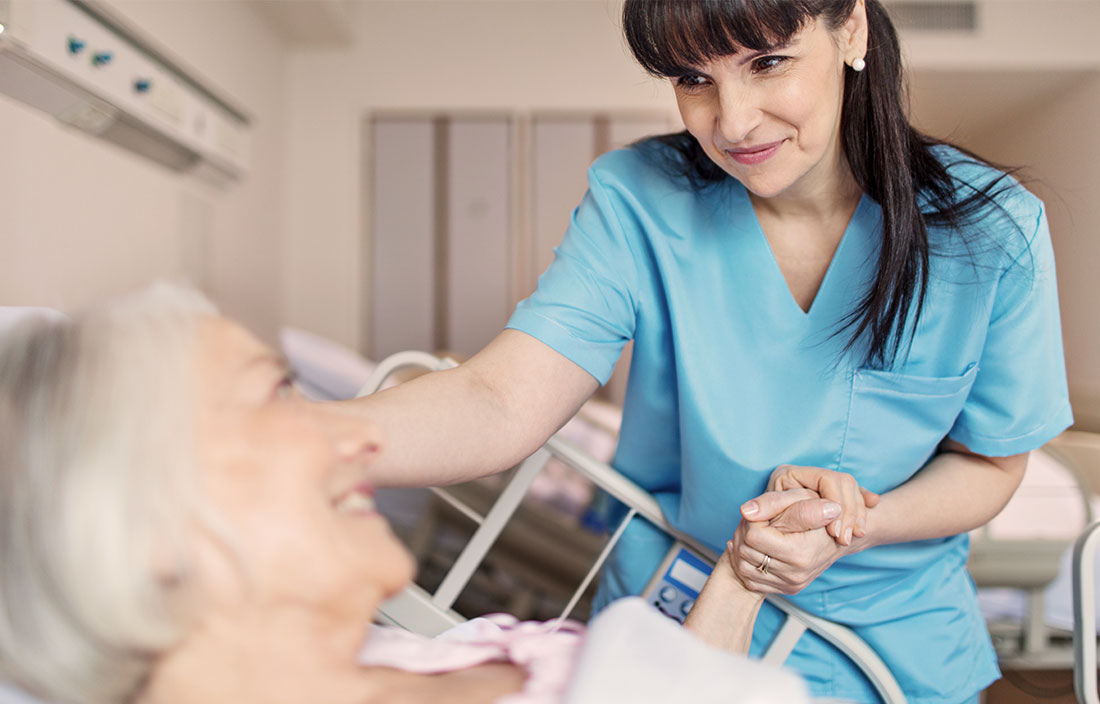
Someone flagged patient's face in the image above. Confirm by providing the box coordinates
[192,317,414,640]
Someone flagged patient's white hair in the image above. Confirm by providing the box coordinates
[0,284,216,704]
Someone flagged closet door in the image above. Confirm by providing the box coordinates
[531,117,594,286]
[445,118,511,358]
[608,116,672,151]
[369,118,435,360]
[368,112,673,364]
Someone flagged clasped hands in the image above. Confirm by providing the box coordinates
[726,466,880,595]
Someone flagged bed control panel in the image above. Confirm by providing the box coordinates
[641,542,713,624]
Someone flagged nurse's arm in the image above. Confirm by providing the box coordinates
[856,439,1028,548]
[731,443,1027,594]
[337,329,600,487]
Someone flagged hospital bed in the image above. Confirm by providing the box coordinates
[970,431,1100,671]
[282,332,1100,698]
[1073,515,1100,703]
[357,350,908,704]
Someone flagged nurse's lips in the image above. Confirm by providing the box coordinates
[726,140,783,165]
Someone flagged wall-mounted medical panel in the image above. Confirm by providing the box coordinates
[0,0,249,183]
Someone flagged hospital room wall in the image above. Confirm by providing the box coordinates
[965,74,1100,432]
[281,0,1100,361]
[280,0,678,350]
[0,1,287,341]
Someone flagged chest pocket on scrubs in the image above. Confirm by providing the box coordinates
[840,364,979,494]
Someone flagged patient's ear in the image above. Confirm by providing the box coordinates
[150,536,191,597]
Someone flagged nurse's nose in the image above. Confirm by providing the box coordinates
[715,82,762,144]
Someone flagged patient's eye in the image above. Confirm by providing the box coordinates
[275,370,299,400]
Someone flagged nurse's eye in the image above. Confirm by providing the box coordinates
[675,73,709,91]
[751,55,789,73]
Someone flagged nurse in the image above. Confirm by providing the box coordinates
[349,1,1072,702]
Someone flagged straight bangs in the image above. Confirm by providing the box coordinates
[623,0,821,77]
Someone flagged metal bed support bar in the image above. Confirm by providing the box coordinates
[554,507,638,627]
[432,448,549,610]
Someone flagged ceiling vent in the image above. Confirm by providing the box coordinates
[885,1,978,32]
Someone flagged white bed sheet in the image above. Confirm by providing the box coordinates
[566,598,809,704]
[0,599,808,704]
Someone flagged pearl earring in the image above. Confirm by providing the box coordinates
[851,57,866,72]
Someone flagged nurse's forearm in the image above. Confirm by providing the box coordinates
[345,366,524,487]
[338,330,599,488]
[859,441,1028,549]
[683,550,764,654]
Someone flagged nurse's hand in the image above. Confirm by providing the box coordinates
[729,489,857,595]
[755,465,880,546]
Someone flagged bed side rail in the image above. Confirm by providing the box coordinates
[1074,520,1100,704]
[358,351,907,704]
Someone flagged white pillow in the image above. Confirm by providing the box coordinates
[279,327,377,401]
[0,308,66,336]
[0,683,50,704]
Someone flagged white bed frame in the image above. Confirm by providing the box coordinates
[359,351,907,704]
[1074,520,1100,703]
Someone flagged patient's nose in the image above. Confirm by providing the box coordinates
[321,405,384,463]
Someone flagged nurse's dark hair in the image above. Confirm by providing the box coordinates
[623,0,1020,368]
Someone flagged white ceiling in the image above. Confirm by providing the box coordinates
[250,0,356,46]
[247,1,1098,149]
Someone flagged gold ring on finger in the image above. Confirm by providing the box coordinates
[757,554,772,575]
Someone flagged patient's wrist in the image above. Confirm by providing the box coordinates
[714,546,764,602]
[683,546,765,654]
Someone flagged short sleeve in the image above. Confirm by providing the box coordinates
[506,169,639,385]
[948,203,1074,455]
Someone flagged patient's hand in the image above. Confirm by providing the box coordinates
[728,488,854,595]
[749,465,880,546]
[683,489,839,653]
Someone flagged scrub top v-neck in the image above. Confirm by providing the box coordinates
[741,186,871,321]
[506,142,1072,703]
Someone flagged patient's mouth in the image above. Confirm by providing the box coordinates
[335,485,377,515]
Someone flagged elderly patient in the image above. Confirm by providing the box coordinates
[0,286,836,704]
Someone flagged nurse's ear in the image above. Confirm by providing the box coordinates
[835,0,869,68]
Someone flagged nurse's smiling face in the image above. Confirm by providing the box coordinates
[672,11,866,202]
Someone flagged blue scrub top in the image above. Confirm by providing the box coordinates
[506,142,1073,703]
